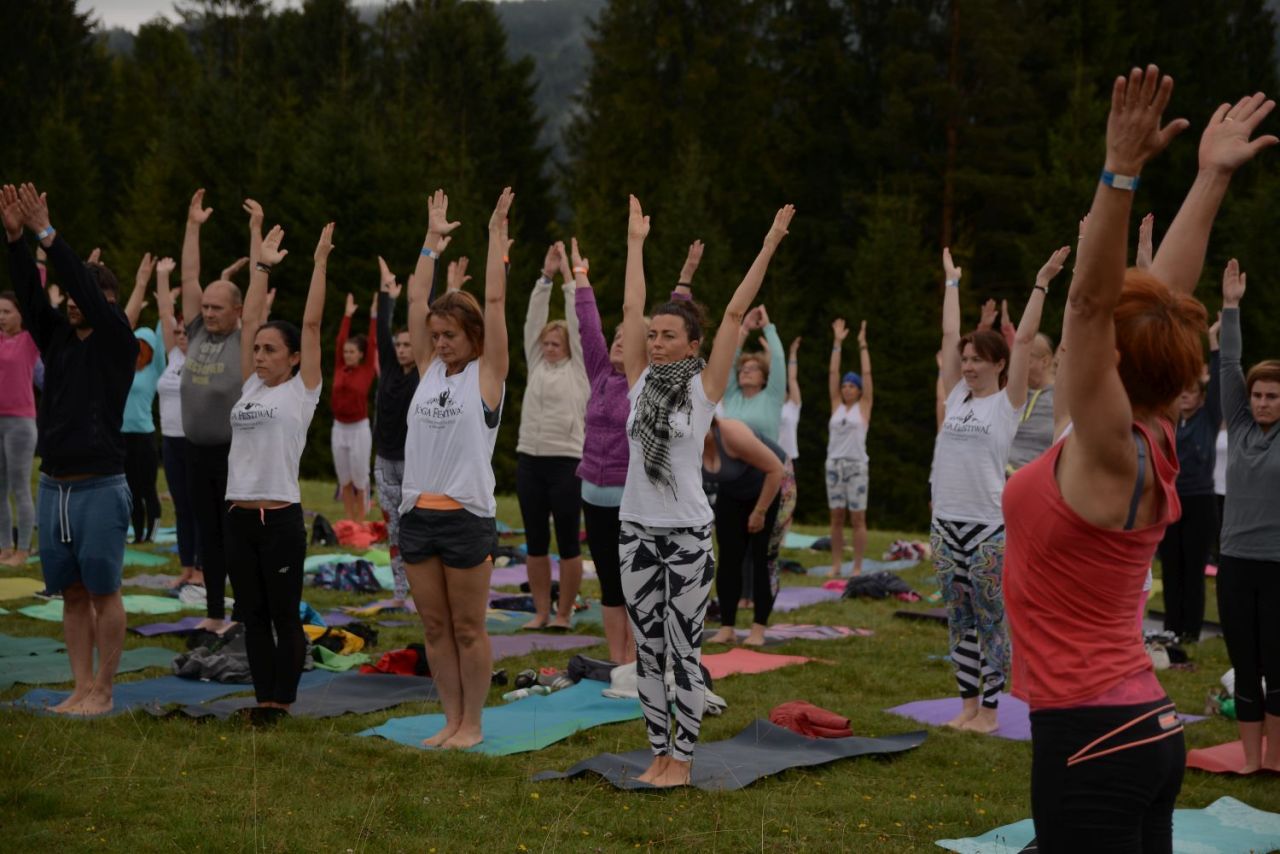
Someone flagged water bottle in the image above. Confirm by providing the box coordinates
[502,685,551,702]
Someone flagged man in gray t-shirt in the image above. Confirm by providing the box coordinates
[1007,333,1056,473]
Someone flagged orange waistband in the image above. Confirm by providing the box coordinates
[415,492,464,511]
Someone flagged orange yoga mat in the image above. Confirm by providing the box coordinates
[1186,739,1273,774]
[702,648,811,680]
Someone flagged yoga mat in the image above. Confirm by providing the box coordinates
[343,598,416,617]
[703,648,811,680]
[773,586,842,612]
[321,611,360,627]
[733,624,873,642]
[807,558,921,576]
[887,694,1206,742]
[6,675,250,716]
[130,616,205,636]
[155,669,354,718]
[18,595,188,622]
[534,719,927,791]
[303,552,367,571]
[936,796,1280,854]
[1145,611,1224,640]
[372,564,395,591]
[782,532,822,550]
[152,526,178,544]
[894,607,948,624]
[486,609,540,635]
[490,633,601,661]
[0,576,45,601]
[1187,739,1274,774]
[489,562,597,587]
[0,646,176,690]
[361,679,641,755]
[123,573,182,590]
[0,632,64,657]
[312,647,372,672]
[123,549,173,568]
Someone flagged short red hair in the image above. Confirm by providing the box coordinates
[1113,270,1207,413]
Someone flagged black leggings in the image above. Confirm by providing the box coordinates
[161,436,199,568]
[515,454,582,558]
[186,442,231,619]
[123,432,160,544]
[1155,492,1216,639]
[714,491,781,627]
[226,504,307,704]
[1217,554,1280,722]
[1030,697,1185,853]
[582,499,623,607]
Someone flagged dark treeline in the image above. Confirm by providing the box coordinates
[4,0,1279,530]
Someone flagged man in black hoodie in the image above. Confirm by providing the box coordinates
[3,183,138,716]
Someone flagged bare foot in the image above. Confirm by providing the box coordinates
[648,757,692,788]
[1238,761,1262,775]
[189,570,205,586]
[422,722,461,748]
[169,568,193,588]
[960,708,1000,734]
[945,703,979,729]
[441,726,483,750]
[51,689,91,713]
[635,755,669,784]
[0,549,28,567]
[825,566,843,579]
[708,626,737,645]
[214,620,238,636]
[852,565,863,577]
[743,625,768,647]
[522,616,549,631]
[0,548,11,563]
[195,617,223,632]
[547,617,573,631]
[67,687,113,717]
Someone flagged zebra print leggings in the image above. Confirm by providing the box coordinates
[931,518,1010,709]
[619,521,715,762]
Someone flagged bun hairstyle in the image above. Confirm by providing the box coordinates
[958,329,1011,387]
[651,299,707,347]
[258,320,303,375]
[429,289,485,357]
[1113,270,1207,413]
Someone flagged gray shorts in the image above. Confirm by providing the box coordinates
[398,506,497,569]
[825,458,869,512]
[37,473,131,595]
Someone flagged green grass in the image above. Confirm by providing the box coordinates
[1,481,1276,852]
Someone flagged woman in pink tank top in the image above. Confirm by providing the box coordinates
[1004,65,1270,851]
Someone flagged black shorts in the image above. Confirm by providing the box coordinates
[398,506,498,569]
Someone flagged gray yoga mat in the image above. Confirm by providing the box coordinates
[0,646,176,690]
[533,719,927,791]
[0,632,65,658]
[7,675,252,716]
[160,671,436,719]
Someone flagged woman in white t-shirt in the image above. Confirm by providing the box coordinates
[153,257,202,589]
[224,222,326,723]
[766,335,803,586]
[826,318,873,577]
[930,245,1064,734]
[398,189,511,751]
[619,195,793,787]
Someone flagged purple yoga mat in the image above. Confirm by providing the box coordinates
[321,611,360,627]
[130,616,205,636]
[489,633,601,660]
[886,694,1208,741]
[772,586,843,612]
[733,624,873,641]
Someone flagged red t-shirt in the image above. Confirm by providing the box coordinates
[332,315,378,423]
[1004,420,1179,709]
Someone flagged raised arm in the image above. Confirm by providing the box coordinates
[155,256,178,353]
[1054,216,1089,438]
[123,252,155,329]
[787,336,801,405]
[525,245,557,367]
[241,225,285,381]
[1219,260,1249,429]
[181,189,212,327]
[560,243,584,368]
[366,298,379,376]
[828,318,848,409]
[1,184,58,347]
[1135,213,1154,269]
[300,223,332,391]
[447,257,471,293]
[857,321,873,421]
[243,198,264,267]
[1149,93,1277,296]
[376,256,401,370]
[1007,246,1068,410]
[719,419,785,533]
[478,187,514,409]
[409,189,459,373]
[671,239,703,301]
[338,293,355,360]
[759,307,786,404]
[622,195,651,387]
[1063,66,1188,466]
[220,256,249,284]
[939,248,963,393]
[703,205,795,402]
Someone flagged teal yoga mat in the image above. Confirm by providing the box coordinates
[30,549,179,569]
[18,595,188,622]
[935,796,1280,854]
[359,680,643,755]
[6,675,249,715]
[0,632,65,657]
[0,646,176,690]
[782,532,822,550]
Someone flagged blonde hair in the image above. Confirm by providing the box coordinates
[538,320,570,354]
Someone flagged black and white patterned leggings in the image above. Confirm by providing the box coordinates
[619,521,715,762]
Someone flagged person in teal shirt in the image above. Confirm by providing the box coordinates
[722,305,787,441]
[122,321,166,542]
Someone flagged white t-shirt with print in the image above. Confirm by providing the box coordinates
[620,369,717,528]
[156,347,186,438]
[226,373,321,504]
[779,400,801,460]
[827,403,869,463]
[931,381,1020,524]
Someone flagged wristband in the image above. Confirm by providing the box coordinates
[788,359,798,365]
[945,278,959,289]
[255,262,272,274]
[832,345,842,352]
[420,246,438,259]
[1032,284,1048,295]
[1100,169,1140,191]
[36,226,56,241]
[538,273,553,285]
[573,266,589,275]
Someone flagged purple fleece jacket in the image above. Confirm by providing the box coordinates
[575,286,631,487]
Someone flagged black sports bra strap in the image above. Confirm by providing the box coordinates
[1123,429,1147,531]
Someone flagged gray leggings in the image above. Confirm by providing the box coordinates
[0,417,37,550]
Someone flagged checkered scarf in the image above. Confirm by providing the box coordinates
[629,357,706,499]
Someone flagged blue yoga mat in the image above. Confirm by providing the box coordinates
[7,675,250,716]
[935,796,1280,854]
[359,680,642,755]
[0,646,176,690]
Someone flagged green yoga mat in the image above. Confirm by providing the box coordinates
[0,632,65,657]
[26,549,171,568]
[0,646,176,690]
[312,646,371,672]
[360,680,643,755]
[0,577,44,601]
[18,595,188,622]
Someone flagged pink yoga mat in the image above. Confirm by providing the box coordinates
[702,648,811,680]
[1187,739,1274,774]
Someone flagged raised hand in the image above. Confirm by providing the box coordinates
[979,299,997,330]
[1104,65,1189,176]
[314,222,335,264]
[1036,245,1072,286]
[789,336,802,356]
[47,283,64,309]
[627,195,650,242]
[87,247,101,265]
[242,198,263,230]
[541,243,560,279]
[1222,258,1246,308]
[1136,213,1154,268]
[570,238,589,277]
[188,188,213,225]
[1209,310,1222,349]
[135,252,156,289]
[488,186,515,234]
[16,183,52,235]
[447,257,470,292]
[259,225,288,267]
[743,305,765,331]
[762,205,795,252]
[757,305,771,327]
[555,241,572,283]
[427,189,461,251]
[370,291,379,317]
[942,247,962,283]
[345,293,357,317]
[832,318,849,343]
[0,185,22,240]
[1199,92,1279,175]
[379,256,403,298]
[221,256,249,281]
[857,321,867,349]
[156,257,176,278]
[680,239,704,281]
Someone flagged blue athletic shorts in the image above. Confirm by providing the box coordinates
[37,473,131,595]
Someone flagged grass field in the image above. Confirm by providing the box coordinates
[1,480,1276,853]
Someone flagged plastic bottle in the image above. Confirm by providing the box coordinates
[502,684,551,702]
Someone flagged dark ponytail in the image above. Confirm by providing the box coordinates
[259,320,303,375]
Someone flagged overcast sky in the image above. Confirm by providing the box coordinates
[89,0,524,31]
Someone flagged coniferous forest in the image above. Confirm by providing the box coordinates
[5,0,1279,529]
